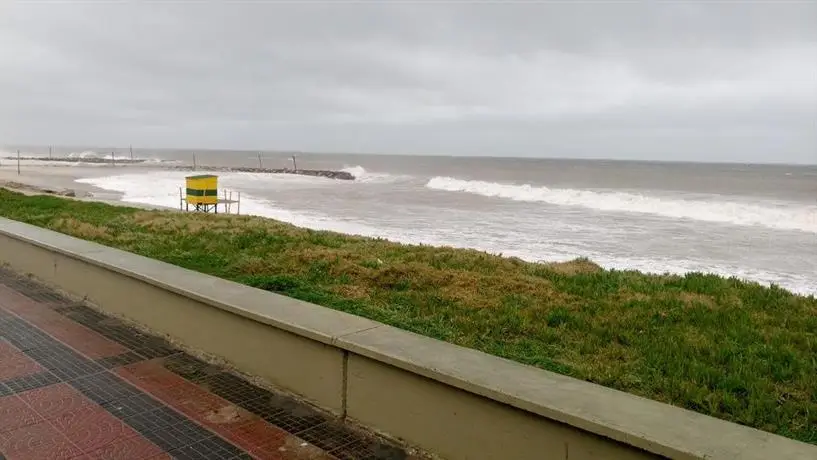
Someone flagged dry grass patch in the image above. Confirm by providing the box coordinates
[52,218,111,239]
[678,291,717,309]
[331,284,372,300]
[544,258,603,275]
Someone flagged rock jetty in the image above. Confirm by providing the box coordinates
[4,156,355,180]
[170,166,355,181]
[6,156,147,164]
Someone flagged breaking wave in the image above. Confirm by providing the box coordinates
[426,176,817,234]
[65,150,173,164]
[341,165,411,183]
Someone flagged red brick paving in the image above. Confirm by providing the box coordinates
[0,284,55,316]
[0,270,407,460]
[83,435,163,460]
[116,358,329,459]
[0,340,44,380]
[251,434,338,460]
[0,420,83,460]
[0,284,127,359]
[0,395,41,434]
[115,359,189,394]
[18,383,94,420]
[52,405,141,453]
[227,419,291,457]
[168,385,251,427]
[118,363,234,425]
[34,316,129,360]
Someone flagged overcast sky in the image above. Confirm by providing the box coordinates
[1,2,815,163]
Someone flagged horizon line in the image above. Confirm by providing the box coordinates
[2,143,815,167]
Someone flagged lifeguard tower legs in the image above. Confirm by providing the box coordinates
[179,175,241,214]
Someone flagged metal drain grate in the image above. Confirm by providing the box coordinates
[2,371,60,394]
[301,419,409,460]
[198,372,273,405]
[0,267,73,306]
[55,304,177,359]
[95,351,145,369]
[299,421,360,453]
[162,353,221,383]
[332,439,410,460]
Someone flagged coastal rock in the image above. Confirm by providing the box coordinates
[6,156,146,165]
[6,156,356,181]
[171,166,355,181]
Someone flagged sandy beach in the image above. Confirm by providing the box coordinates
[0,162,170,211]
[0,162,117,196]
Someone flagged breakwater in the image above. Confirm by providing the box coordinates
[169,165,355,180]
[6,156,147,165]
[4,156,355,180]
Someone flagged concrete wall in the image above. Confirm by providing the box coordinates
[1,217,815,460]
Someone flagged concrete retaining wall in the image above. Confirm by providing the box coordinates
[1,217,815,460]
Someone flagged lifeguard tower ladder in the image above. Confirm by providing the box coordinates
[179,175,240,214]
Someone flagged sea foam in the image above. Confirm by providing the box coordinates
[426,176,817,234]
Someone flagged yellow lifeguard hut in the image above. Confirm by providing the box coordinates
[180,174,240,214]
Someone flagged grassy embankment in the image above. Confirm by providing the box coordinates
[0,189,815,444]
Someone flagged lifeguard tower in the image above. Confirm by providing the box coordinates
[180,175,240,214]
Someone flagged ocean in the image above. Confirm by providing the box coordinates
[13,147,817,296]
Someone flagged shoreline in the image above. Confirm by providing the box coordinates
[0,168,175,212]
[1,166,813,296]
[2,162,814,298]
[0,186,815,445]
[0,180,86,198]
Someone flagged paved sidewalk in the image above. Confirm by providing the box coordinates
[0,268,409,460]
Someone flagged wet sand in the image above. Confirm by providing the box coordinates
[0,164,115,197]
[0,163,165,209]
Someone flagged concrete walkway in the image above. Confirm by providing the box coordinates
[0,268,409,460]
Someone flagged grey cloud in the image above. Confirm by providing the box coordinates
[0,2,815,163]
